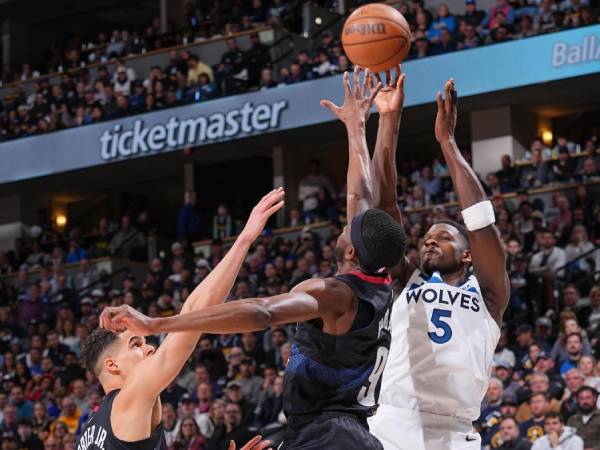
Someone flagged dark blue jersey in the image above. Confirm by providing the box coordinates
[76,390,166,450]
[283,270,393,421]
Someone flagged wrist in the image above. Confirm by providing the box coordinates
[345,120,366,132]
[379,110,402,122]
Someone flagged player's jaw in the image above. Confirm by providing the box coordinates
[419,241,463,276]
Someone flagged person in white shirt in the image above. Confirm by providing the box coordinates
[531,412,583,450]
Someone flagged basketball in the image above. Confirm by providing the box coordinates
[341,4,411,73]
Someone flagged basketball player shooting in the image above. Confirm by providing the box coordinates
[99,68,406,450]
[366,78,510,450]
[76,189,284,450]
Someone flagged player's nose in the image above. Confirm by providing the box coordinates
[144,345,156,357]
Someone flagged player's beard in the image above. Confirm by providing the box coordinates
[422,255,462,276]
[333,244,344,269]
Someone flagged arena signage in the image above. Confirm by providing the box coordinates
[99,101,287,160]
[0,25,599,184]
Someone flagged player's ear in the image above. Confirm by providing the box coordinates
[462,249,472,265]
[346,244,356,262]
[104,356,120,376]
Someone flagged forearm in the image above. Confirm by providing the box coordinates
[372,112,402,223]
[182,234,253,313]
[346,122,373,220]
[154,299,271,334]
[151,291,319,335]
[438,139,487,209]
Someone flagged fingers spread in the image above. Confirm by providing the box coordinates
[342,71,351,98]
[319,100,340,116]
[353,66,360,97]
[369,82,382,104]
[361,69,370,98]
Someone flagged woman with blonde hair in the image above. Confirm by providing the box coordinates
[578,355,600,391]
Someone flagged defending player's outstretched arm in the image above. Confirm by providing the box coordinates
[369,65,416,286]
[109,189,284,441]
[101,276,355,337]
[320,66,381,221]
[434,80,509,326]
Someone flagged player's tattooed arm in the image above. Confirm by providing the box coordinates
[434,80,509,325]
[101,278,353,336]
[370,65,416,285]
[320,66,381,221]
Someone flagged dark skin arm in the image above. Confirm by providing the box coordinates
[370,65,416,286]
[101,277,358,337]
[320,66,381,221]
[435,79,509,326]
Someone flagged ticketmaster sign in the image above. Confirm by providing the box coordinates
[1,25,599,184]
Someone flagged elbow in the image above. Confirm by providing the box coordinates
[252,303,273,329]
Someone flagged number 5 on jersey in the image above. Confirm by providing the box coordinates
[357,346,389,406]
[428,308,453,344]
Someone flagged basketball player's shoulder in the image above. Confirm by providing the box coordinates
[292,276,356,313]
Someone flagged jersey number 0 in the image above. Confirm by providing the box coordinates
[357,346,389,406]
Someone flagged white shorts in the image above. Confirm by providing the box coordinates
[368,405,481,450]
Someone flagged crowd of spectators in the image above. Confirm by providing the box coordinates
[0,125,599,448]
[2,0,599,142]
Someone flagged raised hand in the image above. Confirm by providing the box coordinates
[100,305,156,336]
[239,188,285,242]
[229,435,272,450]
[320,66,382,126]
[435,79,458,144]
[372,64,406,116]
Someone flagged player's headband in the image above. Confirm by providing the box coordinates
[350,211,380,274]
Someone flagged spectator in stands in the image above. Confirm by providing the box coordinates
[520,393,551,443]
[497,416,532,449]
[520,149,549,188]
[108,215,146,259]
[245,33,271,87]
[177,191,202,242]
[457,23,481,49]
[480,0,515,31]
[514,15,537,38]
[531,411,584,450]
[411,37,431,59]
[207,400,254,450]
[427,4,457,42]
[550,148,577,182]
[298,160,335,222]
[462,0,487,27]
[577,157,599,181]
[534,0,559,33]
[187,54,214,85]
[212,204,233,241]
[432,28,457,54]
[566,386,600,449]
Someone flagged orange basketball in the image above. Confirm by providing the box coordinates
[341,4,411,73]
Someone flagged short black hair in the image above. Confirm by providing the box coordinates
[576,385,599,398]
[81,328,119,375]
[433,219,470,246]
[360,209,406,270]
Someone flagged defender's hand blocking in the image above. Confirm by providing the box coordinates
[229,435,271,450]
[435,79,458,144]
[372,64,406,116]
[239,187,285,242]
[320,66,382,126]
[100,304,155,336]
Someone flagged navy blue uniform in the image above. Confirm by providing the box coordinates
[76,390,167,450]
[281,270,393,449]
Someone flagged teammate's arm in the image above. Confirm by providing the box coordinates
[434,80,509,325]
[101,277,354,336]
[320,66,381,221]
[370,66,416,285]
[111,190,284,440]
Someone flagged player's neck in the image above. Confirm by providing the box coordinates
[438,268,469,287]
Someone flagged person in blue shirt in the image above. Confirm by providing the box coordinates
[177,191,202,242]
[427,3,457,42]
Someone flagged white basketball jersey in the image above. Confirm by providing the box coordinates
[379,269,501,421]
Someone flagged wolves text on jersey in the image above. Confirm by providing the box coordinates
[405,286,480,312]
